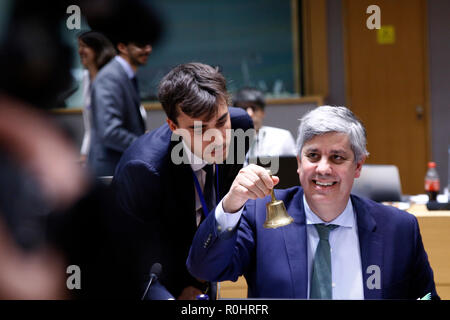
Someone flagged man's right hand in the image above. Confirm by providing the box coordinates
[222,164,279,213]
[177,286,204,300]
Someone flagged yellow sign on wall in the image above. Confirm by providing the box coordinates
[377,25,395,44]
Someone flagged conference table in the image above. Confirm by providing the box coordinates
[407,204,450,299]
[218,203,450,300]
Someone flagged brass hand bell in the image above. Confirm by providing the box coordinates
[263,170,294,229]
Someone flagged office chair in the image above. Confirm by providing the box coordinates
[351,164,403,202]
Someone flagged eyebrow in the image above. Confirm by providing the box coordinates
[188,112,229,129]
[330,150,348,155]
[303,147,348,155]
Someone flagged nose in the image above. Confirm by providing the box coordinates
[316,158,332,176]
[144,45,152,54]
[213,129,225,147]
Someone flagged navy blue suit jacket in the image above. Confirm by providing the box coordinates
[187,187,439,299]
[112,107,253,298]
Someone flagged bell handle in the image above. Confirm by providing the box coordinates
[266,169,277,202]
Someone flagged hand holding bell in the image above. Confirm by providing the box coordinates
[263,170,294,229]
[222,164,279,213]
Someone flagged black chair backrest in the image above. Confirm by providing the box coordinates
[351,164,403,202]
[249,156,300,189]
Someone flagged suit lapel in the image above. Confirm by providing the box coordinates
[127,77,146,131]
[281,189,308,298]
[128,77,141,107]
[353,196,383,299]
[114,59,145,131]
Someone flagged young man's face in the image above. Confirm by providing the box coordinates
[118,42,152,68]
[245,107,264,132]
[167,102,232,164]
[297,132,365,213]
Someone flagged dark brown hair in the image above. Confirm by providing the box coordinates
[78,31,116,70]
[232,87,265,111]
[158,63,229,124]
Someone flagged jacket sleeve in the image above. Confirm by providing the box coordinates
[186,200,257,282]
[91,74,139,152]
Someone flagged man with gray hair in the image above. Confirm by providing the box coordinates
[187,105,438,299]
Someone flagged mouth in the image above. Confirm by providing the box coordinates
[312,180,338,188]
[210,145,228,160]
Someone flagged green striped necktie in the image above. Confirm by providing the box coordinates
[310,223,339,299]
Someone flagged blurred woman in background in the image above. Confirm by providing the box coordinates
[77,31,116,165]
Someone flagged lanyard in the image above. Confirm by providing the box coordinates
[191,164,219,218]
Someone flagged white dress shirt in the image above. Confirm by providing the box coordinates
[182,140,215,226]
[215,194,364,299]
[303,195,364,299]
[80,70,92,156]
[246,126,297,160]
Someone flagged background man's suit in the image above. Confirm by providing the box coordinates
[88,58,145,176]
[187,187,439,299]
[112,107,253,298]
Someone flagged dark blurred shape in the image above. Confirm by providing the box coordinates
[47,181,143,299]
[0,0,73,109]
[426,201,450,210]
[0,0,163,299]
[82,0,163,47]
[0,0,163,110]
[0,153,50,251]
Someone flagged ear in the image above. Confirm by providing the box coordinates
[260,108,266,118]
[166,118,177,132]
[296,154,302,174]
[116,42,127,56]
[354,155,366,178]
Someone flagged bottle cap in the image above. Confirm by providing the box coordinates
[428,162,436,168]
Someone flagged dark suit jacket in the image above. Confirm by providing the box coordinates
[88,58,145,176]
[112,107,253,298]
[187,187,439,299]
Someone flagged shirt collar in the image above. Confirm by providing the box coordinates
[182,139,208,172]
[303,194,354,228]
[257,126,267,140]
[115,55,135,79]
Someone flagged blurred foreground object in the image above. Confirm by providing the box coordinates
[0,0,162,299]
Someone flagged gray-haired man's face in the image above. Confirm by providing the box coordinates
[297,132,365,215]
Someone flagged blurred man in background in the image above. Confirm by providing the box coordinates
[233,87,296,161]
[87,27,158,176]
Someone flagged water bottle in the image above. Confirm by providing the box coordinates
[425,161,440,201]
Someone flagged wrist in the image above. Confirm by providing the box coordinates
[222,193,244,213]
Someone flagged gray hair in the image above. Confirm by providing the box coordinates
[296,106,369,162]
